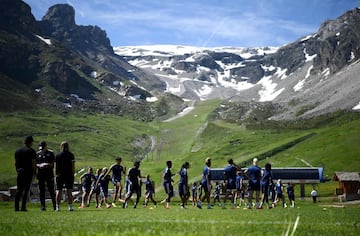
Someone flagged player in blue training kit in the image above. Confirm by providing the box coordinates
[191,182,198,207]
[234,170,245,208]
[245,158,262,209]
[286,182,295,208]
[198,157,212,209]
[123,161,143,208]
[87,168,102,207]
[222,159,239,209]
[213,182,221,206]
[107,157,126,207]
[179,162,190,209]
[259,163,273,209]
[79,167,96,208]
[96,167,112,208]
[161,161,175,208]
[274,179,286,208]
[144,174,157,207]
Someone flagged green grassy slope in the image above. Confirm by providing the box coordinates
[1,101,359,199]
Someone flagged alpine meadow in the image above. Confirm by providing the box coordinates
[1,1,360,235]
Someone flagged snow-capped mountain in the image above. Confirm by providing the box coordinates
[115,8,360,119]
[114,45,279,101]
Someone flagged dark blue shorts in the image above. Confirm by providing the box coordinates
[178,183,187,197]
[164,182,174,196]
[248,181,260,191]
[201,181,210,193]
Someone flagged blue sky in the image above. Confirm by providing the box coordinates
[24,0,360,47]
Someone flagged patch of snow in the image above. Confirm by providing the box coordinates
[348,52,355,62]
[353,102,360,110]
[261,65,277,72]
[274,67,288,80]
[114,45,278,59]
[113,80,120,86]
[257,76,284,102]
[322,68,330,78]
[336,32,341,37]
[64,103,72,108]
[90,71,98,78]
[35,34,51,45]
[129,80,147,91]
[300,34,316,42]
[304,48,317,62]
[70,94,85,102]
[163,105,195,122]
[35,88,41,93]
[216,71,254,91]
[305,65,313,79]
[146,97,158,102]
[293,79,305,92]
[194,85,213,100]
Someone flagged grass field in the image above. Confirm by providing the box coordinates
[0,199,359,235]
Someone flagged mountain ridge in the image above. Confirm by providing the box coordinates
[1,1,359,122]
[115,7,360,120]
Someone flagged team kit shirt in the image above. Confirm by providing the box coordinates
[82,173,96,192]
[128,167,141,190]
[36,149,55,178]
[145,180,154,195]
[224,165,237,190]
[178,168,188,197]
[192,185,197,199]
[163,167,173,195]
[163,167,173,184]
[92,174,101,193]
[236,174,243,191]
[99,173,112,196]
[276,183,284,197]
[247,165,261,190]
[261,169,272,187]
[201,166,211,191]
[286,185,294,198]
[111,164,124,184]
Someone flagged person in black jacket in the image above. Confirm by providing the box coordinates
[36,141,56,211]
[14,136,36,211]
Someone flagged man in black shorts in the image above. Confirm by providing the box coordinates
[36,141,56,211]
[55,141,75,211]
[14,136,36,211]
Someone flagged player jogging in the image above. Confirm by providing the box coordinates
[107,157,126,207]
[144,174,157,208]
[79,167,96,208]
[123,161,143,208]
[161,161,175,209]
[96,167,112,208]
[197,157,212,209]
[179,162,190,209]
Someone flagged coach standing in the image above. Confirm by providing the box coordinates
[14,136,36,211]
[55,141,75,211]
